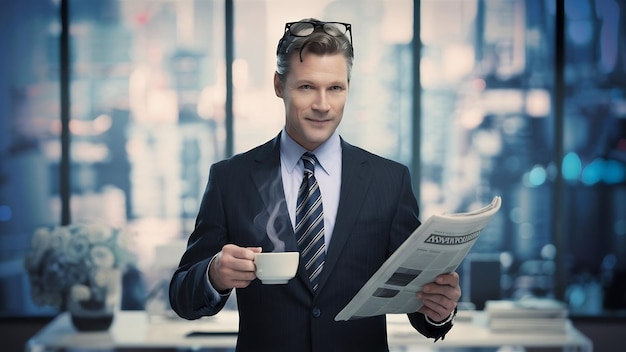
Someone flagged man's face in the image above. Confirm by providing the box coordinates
[274,51,349,151]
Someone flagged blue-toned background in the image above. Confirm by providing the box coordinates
[1,0,625,350]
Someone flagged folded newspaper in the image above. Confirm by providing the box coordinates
[335,196,502,321]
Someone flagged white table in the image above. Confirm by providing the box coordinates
[26,310,593,351]
[387,312,593,351]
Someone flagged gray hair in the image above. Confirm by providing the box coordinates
[275,18,354,84]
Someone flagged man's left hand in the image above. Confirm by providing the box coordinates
[416,272,461,322]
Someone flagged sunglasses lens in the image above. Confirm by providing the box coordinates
[323,23,348,37]
[289,22,315,37]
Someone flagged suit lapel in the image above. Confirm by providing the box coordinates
[251,135,299,254]
[317,141,372,293]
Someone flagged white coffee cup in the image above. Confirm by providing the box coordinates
[254,252,299,284]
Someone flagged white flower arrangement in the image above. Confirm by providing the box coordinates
[24,223,133,310]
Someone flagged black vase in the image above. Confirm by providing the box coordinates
[66,269,121,332]
[70,313,114,331]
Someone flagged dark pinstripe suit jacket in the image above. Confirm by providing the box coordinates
[169,133,452,352]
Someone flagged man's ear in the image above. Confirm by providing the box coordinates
[273,72,283,98]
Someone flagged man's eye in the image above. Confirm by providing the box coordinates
[330,86,344,91]
[300,85,312,90]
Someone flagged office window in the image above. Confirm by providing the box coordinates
[418,0,626,316]
[64,0,227,310]
[561,0,626,315]
[1,0,624,319]
[0,0,227,316]
[0,0,62,316]
[420,0,558,309]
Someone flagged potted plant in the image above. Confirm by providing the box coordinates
[24,223,134,331]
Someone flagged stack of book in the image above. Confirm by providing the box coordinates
[484,298,569,334]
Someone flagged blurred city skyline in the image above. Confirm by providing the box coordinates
[0,0,624,318]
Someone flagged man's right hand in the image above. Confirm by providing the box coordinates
[209,244,262,291]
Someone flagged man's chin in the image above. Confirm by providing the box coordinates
[307,131,334,145]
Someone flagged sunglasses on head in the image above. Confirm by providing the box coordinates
[277,20,353,55]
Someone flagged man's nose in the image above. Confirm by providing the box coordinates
[312,91,330,112]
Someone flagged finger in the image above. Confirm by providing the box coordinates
[424,274,461,300]
[222,267,258,282]
[420,292,456,312]
[435,272,459,286]
[422,286,462,306]
[229,278,257,289]
[222,244,262,263]
[219,253,257,272]
[234,246,263,260]
[417,304,449,322]
[418,290,457,320]
[419,287,454,306]
[214,261,258,284]
[423,281,452,295]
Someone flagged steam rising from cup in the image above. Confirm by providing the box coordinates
[254,176,287,252]
[266,201,285,252]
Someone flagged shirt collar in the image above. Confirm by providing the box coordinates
[280,128,341,176]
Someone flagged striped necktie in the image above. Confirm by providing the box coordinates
[295,152,326,291]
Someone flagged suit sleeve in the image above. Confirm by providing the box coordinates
[407,311,455,341]
[169,163,231,319]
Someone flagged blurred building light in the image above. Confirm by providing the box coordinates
[579,158,626,185]
[562,152,582,181]
[473,129,502,156]
[481,89,524,114]
[442,45,475,82]
[519,222,535,240]
[145,89,179,123]
[565,0,593,44]
[502,115,525,136]
[541,244,557,260]
[546,161,559,181]
[509,206,523,224]
[93,114,112,134]
[500,252,514,269]
[380,0,413,43]
[71,141,109,163]
[602,159,626,184]
[528,165,547,186]
[567,21,593,45]
[581,158,604,185]
[67,115,112,136]
[525,89,551,117]
[473,78,487,91]
[460,106,485,129]
[602,253,617,270]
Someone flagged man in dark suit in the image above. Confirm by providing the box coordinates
[169,18,461,352]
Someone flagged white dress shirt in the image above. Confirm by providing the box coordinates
[279,128,342,250]
[205,130,342,303]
